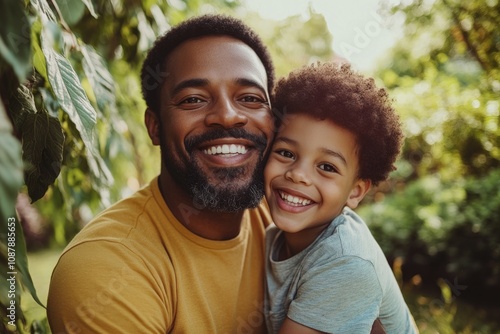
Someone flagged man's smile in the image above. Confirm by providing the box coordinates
[203,144,249,155]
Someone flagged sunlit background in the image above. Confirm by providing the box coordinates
[244,0,405,73]
[1,0,499,333]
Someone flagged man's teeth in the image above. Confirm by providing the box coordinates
[203,144,248,155]
[279,191,311,206]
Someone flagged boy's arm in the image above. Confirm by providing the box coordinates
[284,256,384,332]
[279,318,325,334]
[278,317,386,334]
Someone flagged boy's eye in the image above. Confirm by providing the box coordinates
[319,163,337,173]
[276,150,294,159]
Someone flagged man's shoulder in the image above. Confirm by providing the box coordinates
[66,179,162,248]
[99,179,158,218]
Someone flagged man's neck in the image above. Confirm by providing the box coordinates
[157,173,245,240]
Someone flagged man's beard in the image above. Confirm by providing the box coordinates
[161,128,268,213]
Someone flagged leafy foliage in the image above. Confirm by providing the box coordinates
[360,0,500,308]
[245,7,334,77]
[377,0,499,180]
[360,169,500,304]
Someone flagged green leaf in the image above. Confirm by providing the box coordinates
[81,0,98,19]
[0,101,23,224]
[31,19,48,82]
[31,0,58,23]
[41,32,97,150]
[55,0,85,26]
[0,0,32,82]
[22,112,65,202]
[8,84,37,132]
[81,44,116,112]
[41,33,113,186]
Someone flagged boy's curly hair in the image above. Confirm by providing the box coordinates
[141,14,275,115]
[272,62,403,185]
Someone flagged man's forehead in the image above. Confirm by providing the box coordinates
[163,35,268,89]
[168,35,261,64]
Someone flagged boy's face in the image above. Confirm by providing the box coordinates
[264,113,370,234]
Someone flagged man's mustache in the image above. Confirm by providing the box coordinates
[185,128,268,153]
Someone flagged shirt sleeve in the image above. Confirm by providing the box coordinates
[47,240,173,333]
[287,255,383,334]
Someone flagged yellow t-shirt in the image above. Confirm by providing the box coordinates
[47,177,271,333]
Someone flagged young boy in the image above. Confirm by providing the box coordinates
[264,62,418,333]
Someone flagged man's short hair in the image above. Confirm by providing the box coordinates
[141,14,275,114]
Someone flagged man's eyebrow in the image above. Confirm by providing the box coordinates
[235,78,267,95]
[171,78,209,96]
[171,78,267,96]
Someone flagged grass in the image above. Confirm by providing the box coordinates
[19,248,62,333]
[18,249,500,334]
[404,285,500,334]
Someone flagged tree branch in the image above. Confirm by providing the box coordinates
[442,0,490,72]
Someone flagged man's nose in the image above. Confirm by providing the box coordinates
[205,97,248,129]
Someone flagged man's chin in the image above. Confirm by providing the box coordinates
[163,152,265,212]
[190,180,264,212]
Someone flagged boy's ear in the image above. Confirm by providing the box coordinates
[346,179,372,209]
[145,109,161,146]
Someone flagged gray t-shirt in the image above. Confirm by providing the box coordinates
[264,207,418,334]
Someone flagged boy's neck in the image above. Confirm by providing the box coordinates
[280,222,331,260]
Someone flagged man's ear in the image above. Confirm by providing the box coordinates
[145,109,161,146]
[346,179,372,209]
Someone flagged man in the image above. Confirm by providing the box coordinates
[47,14,275,333]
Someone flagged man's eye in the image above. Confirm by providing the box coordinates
[277,150,294,159]
[181,97,204,104]
[319,163,338,173]
[240,95,267,104]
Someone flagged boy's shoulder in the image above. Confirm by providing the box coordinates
[311,208,381,261]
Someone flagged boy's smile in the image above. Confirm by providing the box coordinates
[275,188,313,212]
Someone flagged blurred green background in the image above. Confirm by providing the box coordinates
[1,0,499,333]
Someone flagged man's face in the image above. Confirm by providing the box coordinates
[148,36,274,212]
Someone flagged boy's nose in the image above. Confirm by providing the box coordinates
[284,164,311,185]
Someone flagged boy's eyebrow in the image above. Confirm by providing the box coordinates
[275,136,348,167]
[274,136,296,146]
[321,148,348,168]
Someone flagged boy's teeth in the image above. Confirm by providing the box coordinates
[279,191,311,206]
[203,144,248,155]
